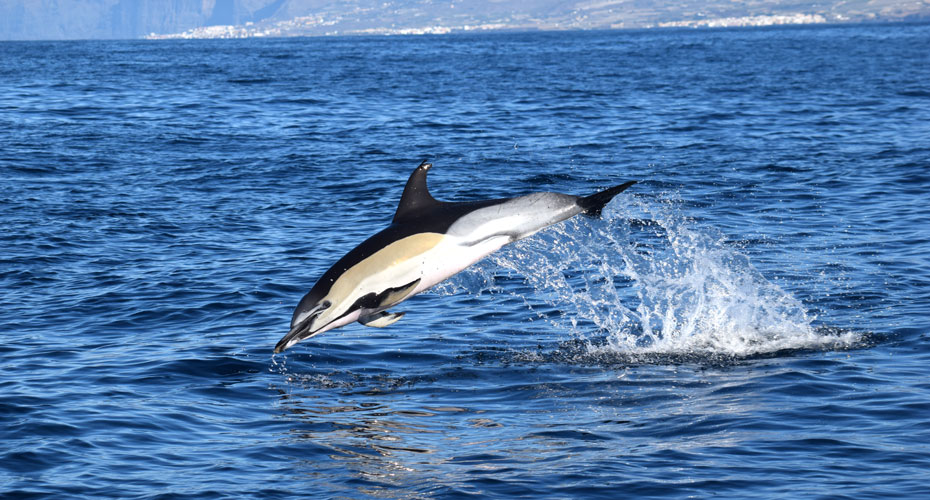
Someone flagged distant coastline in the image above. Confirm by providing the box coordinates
[2,0,927,41]
[144,13,927,40]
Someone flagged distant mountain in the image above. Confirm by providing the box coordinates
[1,0,927,40]
[0,0,279,40]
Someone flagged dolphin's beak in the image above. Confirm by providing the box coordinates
[274,323,310,354]
[274,301,329,353]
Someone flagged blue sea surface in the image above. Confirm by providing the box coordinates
[2,24,930,499]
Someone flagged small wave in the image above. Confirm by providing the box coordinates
[522,172,578,186]
[227,77,273,85]
[263,97,327,106]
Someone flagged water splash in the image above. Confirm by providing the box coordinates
[443,196,861,359]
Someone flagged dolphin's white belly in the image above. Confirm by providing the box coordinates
[411,233,512,295]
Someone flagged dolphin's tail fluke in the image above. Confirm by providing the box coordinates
[578,180,636,217]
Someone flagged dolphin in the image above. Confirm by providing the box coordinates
[274,161,635,353]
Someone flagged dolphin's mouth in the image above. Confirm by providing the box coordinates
[274,322,311,354]
[274,301,330,353]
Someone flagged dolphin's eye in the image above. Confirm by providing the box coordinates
[320,300,331,310]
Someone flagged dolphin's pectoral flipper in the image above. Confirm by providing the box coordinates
[355,279,419,328]
[578,180,637,217]
[379,278,421,307]
[359,311,405,328]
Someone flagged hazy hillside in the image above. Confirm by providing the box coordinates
[0,0,282,39]
[1,0,928,40]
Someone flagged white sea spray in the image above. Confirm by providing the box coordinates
[441,195,861,358]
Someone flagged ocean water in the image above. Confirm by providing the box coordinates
[2,23,929,499]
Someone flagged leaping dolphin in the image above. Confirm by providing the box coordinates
[274,161,635,353]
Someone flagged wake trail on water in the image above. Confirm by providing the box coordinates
[441,196,862,360]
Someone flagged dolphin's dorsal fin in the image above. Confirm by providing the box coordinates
[393,160,441,223]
